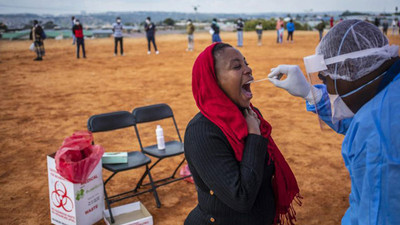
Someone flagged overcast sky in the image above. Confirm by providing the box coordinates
[0,0,398,15]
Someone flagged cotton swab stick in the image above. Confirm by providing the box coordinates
[249,73,284,84]
[248,77,269,83]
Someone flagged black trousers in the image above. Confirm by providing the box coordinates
[147,35,158,51]
[287,31,293,41]
[114,37,123,54]
[76,38,86,58]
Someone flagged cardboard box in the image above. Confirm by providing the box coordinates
[103,202,153,225]
[102,152,128,164]
[47,153,104,225]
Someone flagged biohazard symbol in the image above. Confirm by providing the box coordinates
[51,181,74,212]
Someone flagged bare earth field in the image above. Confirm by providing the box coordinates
[1,30,399,225]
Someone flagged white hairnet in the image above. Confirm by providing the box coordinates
[316,19,399,81]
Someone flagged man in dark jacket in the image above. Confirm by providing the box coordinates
[316,19,326,41]
[144,17,159,55]
[211,18,221,43]
[236,18,244,47]
[29,20,45,61]
[72,19,86,59]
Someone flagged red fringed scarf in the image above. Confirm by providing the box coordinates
[192,43,302,224]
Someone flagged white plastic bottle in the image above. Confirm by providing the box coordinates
[156,125,165,150]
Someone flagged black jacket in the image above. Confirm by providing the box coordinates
[29,25,44,41]
[184,112,275,225]
[211,23,220,34]
[144,22,156,37]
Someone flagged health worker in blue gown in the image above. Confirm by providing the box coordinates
[268,19,400,225]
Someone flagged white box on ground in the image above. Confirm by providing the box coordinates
[103,201,153,225]
[47,153,104,225]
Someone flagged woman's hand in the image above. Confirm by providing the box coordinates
[244,108,261,135]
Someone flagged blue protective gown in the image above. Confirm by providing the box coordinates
[306,61,400,225]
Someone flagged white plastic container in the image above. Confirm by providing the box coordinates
[156,125,165,150]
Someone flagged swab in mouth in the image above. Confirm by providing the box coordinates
[248,73,284,84]
[247,78,269,84]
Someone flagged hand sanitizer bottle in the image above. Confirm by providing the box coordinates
[156,125,165,150]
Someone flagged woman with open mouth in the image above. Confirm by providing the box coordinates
[184,43,301,225]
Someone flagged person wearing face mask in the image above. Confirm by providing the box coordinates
[72,19,86,59]
[210,18,221,43]
[144,17,159,55]
[184,43,301,225]
[29,20,45,61]
[112,17,124,56]
[186,19,195,51]
[71,16,76,45]
[268,20,400,225]
[236,18,244,47]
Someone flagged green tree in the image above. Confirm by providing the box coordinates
[163,18,175,26]
[0,22,7,31]
[43,21,57,29]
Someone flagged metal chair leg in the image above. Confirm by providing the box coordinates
[135,158,162,190]
[103,181,115,223]
[171,157,186,178]
[146,164,161,208]
[134,169,148,192]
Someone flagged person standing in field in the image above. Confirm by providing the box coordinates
[211,18,221,43]
[71,16,76,45]
[278,24,284,44]
[236,18,244,47]
[286,19,295,42]
[255,22,263,46]
[316,19,326,41]
[186,19,195,51]
[392,19,397,35]
[29,20,45,61]
[398,18,400,35]
[144,17,159,55]
[382,19,389,35]
[72,19,86,59]
[330,17,334,28]
[374,17,380,27]
[112,17,124,56]
[275,18,284,43]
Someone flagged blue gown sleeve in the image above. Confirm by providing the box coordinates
[305,84,352,135]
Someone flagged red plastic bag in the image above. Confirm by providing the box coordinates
[55,131,104,184]
[180,164,194,183]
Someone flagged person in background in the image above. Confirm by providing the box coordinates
[275,18,284,43]
[186,19,195,51]
[236,18,244,47]
[144,17,159,55]
[278,24,284,44]
[72,19,86,59]
[71,16,76,45]
[382,19,389,35]
[211,18,221,43]
[392,19,397,35]
[112,17,124,56]
[316,19,326,41]
[286,19,295,42]
[268,19,400,225]
[374,17,380,27]
[398,18,400,35]
[255,22,263,46]
[29,20,45,61]
[330,17,334,28]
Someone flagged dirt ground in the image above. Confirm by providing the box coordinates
[0,30,399,225]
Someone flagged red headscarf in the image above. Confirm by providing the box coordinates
[192,43,301,224]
